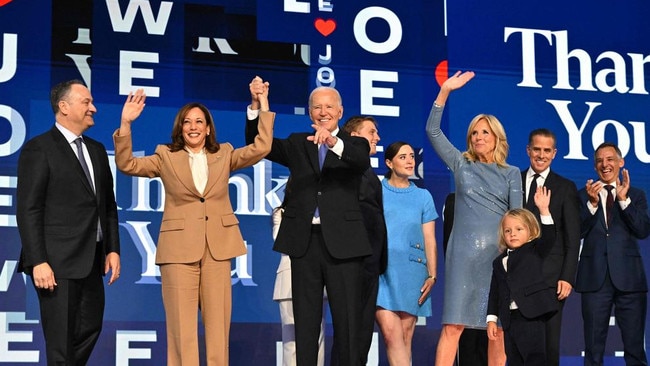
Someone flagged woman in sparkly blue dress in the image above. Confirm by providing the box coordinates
[376,141,438,365]
[426,71,522,366]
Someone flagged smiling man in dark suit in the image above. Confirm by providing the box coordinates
[342,115,387,365]
[521,128,581,366]
[246,77,371,365]
[16,79,121,365]
[577,142,650,366]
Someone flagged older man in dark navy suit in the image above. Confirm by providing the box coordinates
[576,142,650,366]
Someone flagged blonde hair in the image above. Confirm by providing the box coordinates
[462,114,509,167]
[497,208,540,251]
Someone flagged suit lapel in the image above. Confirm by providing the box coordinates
[305,140,321,174]
[498,252,508,275]
[203,152,226,195]
[599,189,610,229]
[169,149,202,196]
[84,139,102,199]
[523,169,536,212]
[544,171,558,190]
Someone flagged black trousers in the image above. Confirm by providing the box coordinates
[292,225,365,366]
[358,270,379,365]
[504,310,547,366]
[457,328,488,366]
[543,298,565,366]
[35,247,104,366]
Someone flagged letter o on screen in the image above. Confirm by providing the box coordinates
[353,7,402,54]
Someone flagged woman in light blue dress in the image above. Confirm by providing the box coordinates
[426,71,522,366]
[376,141,438,365]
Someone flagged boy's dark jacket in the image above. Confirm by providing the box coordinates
[487,223,558,330]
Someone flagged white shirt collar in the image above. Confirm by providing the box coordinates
[599,181,617,193]
[527,167,550,180]
[55,122,82,143]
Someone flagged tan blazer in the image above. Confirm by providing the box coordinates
[114,111,274,264]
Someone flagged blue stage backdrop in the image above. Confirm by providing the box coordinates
[0,0,647,364]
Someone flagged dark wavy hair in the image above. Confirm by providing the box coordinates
[167,102,220,153]
[384,141,412,179]
[50,79,85,114]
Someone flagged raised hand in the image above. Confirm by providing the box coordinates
[257,78,270,112]
[616,168,630,201]
[534,186,551,216]
[585,179,603,207]
[441,70,476,93]
[249,76,269,110]
[435,70,475,106]
[121,89,146,125]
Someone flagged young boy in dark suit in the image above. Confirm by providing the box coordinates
[487,187,558,366]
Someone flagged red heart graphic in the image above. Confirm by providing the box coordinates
[314,18,336,37]
[0,0,13,6]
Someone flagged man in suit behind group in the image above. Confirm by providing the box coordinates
[576,142,650,365]
[16,80,121,364]
[521,128,581,366]
[246,77,371,365]
[341,116,387,365]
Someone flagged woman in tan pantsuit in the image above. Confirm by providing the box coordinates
[113,82,274,365]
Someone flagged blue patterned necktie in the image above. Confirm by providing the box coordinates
[318,143,328,169]
[315,144,328,218]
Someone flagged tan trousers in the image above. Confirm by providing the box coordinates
[161,249,232,366]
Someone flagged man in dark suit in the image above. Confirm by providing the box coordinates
[246,77,371,365]
[341,116,387,365]
[576,142,650,366]
[16,79,121,364]
[521,128,581,365]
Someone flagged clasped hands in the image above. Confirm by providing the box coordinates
[585,168,630,206]
[249,76,270,112]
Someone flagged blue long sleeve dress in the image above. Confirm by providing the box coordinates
[426,104,522,328]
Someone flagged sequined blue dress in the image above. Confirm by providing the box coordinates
[425,104,522,329]
[377,179,438,317]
